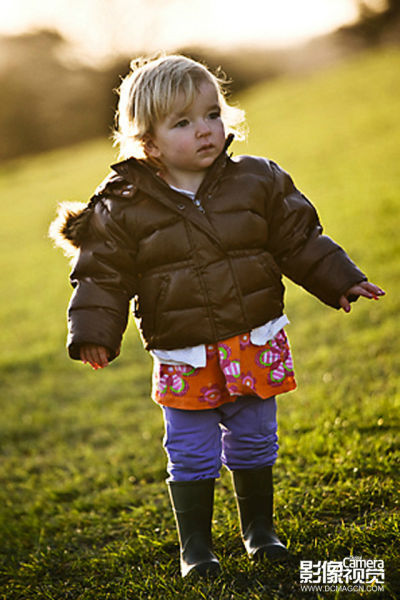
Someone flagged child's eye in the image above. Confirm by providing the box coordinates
[174,119,189,128]
[209,110,221,120]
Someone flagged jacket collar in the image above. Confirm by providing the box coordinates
[110,135,234,250]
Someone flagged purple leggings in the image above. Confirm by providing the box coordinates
[162,395,278,482]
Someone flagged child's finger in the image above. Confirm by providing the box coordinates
[369,285,385,298]
[97,347,109,368]
[87,347,102,369]
[358,285,384,300]
[85,348,99,369]
[80,345,109,369]
[359,281,385,298]
[80,347,90,364]
[339,295,351,313]
[90,346,109,369]
[356,286,375,299]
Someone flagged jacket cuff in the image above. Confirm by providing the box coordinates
[67,306,127,361]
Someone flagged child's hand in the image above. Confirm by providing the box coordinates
[80,344,110,369]
[339,281,385,313]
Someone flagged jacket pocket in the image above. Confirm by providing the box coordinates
[152,274,171,337]
[258,252,282,281]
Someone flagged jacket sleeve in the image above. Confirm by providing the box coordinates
[67,198,137,360]
[266,161,367,309]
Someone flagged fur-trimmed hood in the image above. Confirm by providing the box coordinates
[49,201,94,257]
[49,172,126,258]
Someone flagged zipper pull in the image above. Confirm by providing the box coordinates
[193,198,205,213]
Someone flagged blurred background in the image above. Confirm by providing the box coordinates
[1,3,399,597]
[1,0,399,161]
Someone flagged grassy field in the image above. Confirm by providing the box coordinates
[0,47,399,599]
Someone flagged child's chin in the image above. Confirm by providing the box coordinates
[197,155,217,167]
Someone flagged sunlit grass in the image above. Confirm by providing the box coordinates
[0,47,399,599]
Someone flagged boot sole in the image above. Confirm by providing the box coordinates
[252,544,289,562]
[185,560,221,579]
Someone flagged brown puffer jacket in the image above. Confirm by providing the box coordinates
[52,140,366,360]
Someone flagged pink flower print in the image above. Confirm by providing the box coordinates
[175,365,198,377]
[158,371,188,397]
[169,373,188,395]
[239,333,251,350]
[157,373,169,395]
[199,384,223,407]
[157,365,198,397]
[218,342,241,384]
[275,330,287,346]
[241,371,256,390]
[256,338,294,386]
[257,331,289,365]
[283,352,293,372]
[256,346,280,369]
[218,343,232,364]
[222,359,241,383]
[269,364,286,383]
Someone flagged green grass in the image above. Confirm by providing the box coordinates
[1,47,399,599]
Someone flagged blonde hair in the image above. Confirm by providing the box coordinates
[113,53,246,159]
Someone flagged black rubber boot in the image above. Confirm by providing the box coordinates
[168,479,221,578]
[232,466,288,561]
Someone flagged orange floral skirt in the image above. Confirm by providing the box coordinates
[152,329,296,410]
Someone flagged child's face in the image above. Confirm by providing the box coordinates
[145,79,226,189]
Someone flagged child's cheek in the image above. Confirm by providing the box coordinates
[168,132,186,154]
[176,139,193,157]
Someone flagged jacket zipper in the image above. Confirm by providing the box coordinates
[184,220,218,340]
[193,197,205,213]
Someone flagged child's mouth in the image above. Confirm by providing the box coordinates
[198,144,214,153]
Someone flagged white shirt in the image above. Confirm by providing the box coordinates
[151,314,289,368]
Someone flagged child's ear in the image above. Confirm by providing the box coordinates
[143,135,161,159]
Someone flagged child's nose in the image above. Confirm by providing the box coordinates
[196,120,211,137]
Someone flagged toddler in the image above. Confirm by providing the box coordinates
[50,54,384,578]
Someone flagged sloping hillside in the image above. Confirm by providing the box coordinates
[0,47,398,599]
